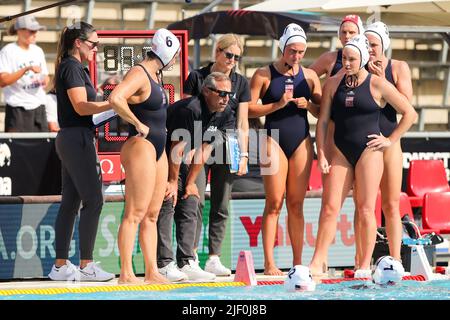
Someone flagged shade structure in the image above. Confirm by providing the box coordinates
[322,0,450,11]
[245,0,327,11]
[167,10,340,39]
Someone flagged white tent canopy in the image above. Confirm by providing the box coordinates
[244,0,450,27]
[322,0,450,11]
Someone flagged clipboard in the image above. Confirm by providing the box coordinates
[93,109,118,128]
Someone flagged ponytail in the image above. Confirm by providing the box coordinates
[52,21,96,90]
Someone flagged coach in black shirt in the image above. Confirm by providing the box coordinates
[183,34,250,276]
[157,72,233,282]
[48,22,114,282]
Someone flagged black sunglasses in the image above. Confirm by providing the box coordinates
[82,39,99,49]
[208,87,234,98]
[220,49,241,62]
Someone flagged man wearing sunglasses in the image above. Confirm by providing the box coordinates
[157,72,234,281]
[183,34,250,277]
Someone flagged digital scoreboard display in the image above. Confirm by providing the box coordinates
[89,30,189,154]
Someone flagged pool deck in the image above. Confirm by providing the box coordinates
[0,273,289,292]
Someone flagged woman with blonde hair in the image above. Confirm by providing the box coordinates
[350,22,413,269]
[182,33,250,276]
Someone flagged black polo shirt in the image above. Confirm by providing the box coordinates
[183,62,251,129]
[167,95,231,153]
[56,56,96,128]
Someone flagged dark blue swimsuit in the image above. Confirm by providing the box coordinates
[380,60,398,136]
[330,49,343,77]
[329,49,343,122]
[331,74,381,167]
[261,64,312,159]
[128,64,167,160]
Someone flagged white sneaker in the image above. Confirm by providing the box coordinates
[158,262,188,282]
[180,260,216,281]
[79,262,115,282]
[48,261,80,281]
[205,256,232,276]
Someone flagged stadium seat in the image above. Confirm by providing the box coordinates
[406,160,450,207]
[308,159,322,191]
[422,192,450,234]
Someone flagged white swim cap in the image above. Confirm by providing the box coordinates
[344,34,370,69]
[279,23,307,54]
[151,28,180,68]
[365,21,391,52]
[371,256,405,285]
[338,14,365,37]
[284,265,316,292]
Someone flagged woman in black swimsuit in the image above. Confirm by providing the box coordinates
[109,28,180,284]
[309,35,416,276]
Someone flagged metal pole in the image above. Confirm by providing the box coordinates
[232,0,240,10]
[211,35,217,61]
[199,0,225,14]
[419,108,425,131]
[443,67,450,106]
[24,0,32,12]
[330,36,337,51]
[194,39,201,69]
[271,40,278,61]
[146,1,158,30]
[439,40,448,63]
[209,6,218,60]
[86,0,95,25]
[440,42,450,116]
[120,3,125,30]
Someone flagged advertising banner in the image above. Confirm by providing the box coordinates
[0,138,61,196]
[0,197,355,279]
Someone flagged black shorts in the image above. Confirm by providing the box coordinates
[5,104,48,132]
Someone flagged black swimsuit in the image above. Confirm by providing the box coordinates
[128,64,167,160]
[261,64,312,159]
[330,49,343,77]
[331,74,381,167]
[379,60,398,136]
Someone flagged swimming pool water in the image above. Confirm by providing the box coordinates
[2,280,450,300]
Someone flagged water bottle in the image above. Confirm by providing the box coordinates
[285,77,294,94]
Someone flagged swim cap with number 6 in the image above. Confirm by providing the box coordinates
[151,28,180,68]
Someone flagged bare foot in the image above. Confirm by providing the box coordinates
[118,275,144,285]
[144,272,171,284]
[264,265,284,276]
[309,263,327,277]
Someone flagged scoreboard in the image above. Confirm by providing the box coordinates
[88,30,189,182]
